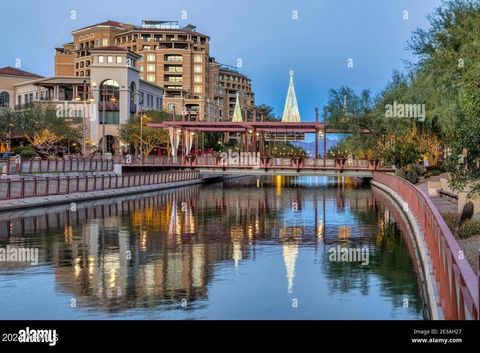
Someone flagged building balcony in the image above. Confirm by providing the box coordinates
[98,101,120,111]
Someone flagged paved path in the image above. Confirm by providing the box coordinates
[417,173,458,214]
[418,173,479,274]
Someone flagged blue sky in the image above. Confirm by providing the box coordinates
[0,0,442,121]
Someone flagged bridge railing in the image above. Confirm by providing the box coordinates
[0,170,200,201]
[373,171,479,320]
[0,157,114,174]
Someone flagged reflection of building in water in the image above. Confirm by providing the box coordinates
[338,226,351,240]
[231,226,244,268]
[1,176,383,312]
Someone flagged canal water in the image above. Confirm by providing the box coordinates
[0,176,424,319]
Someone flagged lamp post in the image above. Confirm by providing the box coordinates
[140,106,144,156]
[76,79,91,157]
[102,85,106,156]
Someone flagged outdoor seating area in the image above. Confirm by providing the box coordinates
[427,176,480,215]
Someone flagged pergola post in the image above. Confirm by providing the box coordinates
[323,109,327,167]
[315,108,319,159]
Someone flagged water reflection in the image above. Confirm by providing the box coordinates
[0,176,424,319]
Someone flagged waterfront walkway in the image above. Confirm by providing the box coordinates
[417,174,479,275]
[417,173,457,214]
[0,170,201,211]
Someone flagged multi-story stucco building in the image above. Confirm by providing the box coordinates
[54,20,254,121]
[0,47,164,155]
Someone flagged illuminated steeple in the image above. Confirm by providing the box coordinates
[281,70,301,123]
[232,92,243,122]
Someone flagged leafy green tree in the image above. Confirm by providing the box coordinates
[118,110,170,156]
[3,104,81,157]
[384,138,422,171]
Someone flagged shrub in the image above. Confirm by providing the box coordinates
[442,212,461,232]
[404,170,419,184]
[457,219,480,238]
[411,164,424,176]
[395,169,406,178]
[12,146,37,158]
[426,165,445,173]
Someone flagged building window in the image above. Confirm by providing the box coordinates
[193,85,202,94]
[194,55,203,63]
[168,76,182,83]
[156,97,160,109]
[147,74,156,82]
[100,79,120,101]
[168,103,176,112]
[98,111,119,124]
[147,54,155,62]
[0,91,10,107]
[140,66,144,72]
[107,56,113,63]
[116,56,122,63]
[102,38,108,46]
[147,64,156,72]
[194,75,202,83]
[140,92,144,105]
[165,55,182,62]
[194,65,203,73]
[98,56,104,63]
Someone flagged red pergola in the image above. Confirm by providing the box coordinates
[147,109,370,160]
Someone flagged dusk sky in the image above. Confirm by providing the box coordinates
[0,0,442,121]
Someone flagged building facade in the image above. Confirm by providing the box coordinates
[55,20,255,121]
[0,47,164,155]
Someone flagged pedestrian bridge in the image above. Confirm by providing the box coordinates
[119,155,394,177]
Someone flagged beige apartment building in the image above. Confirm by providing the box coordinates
[55,20,254,121]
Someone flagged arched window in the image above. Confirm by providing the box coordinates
[0,91,9,108]
[100,79,120,101]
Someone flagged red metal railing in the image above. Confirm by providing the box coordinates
[373,171,479,320]
[0,157,114,174]
[115,155,393,171]
[1,155,393,174]
[0,170,200,200]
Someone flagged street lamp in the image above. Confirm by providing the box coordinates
[140,109,147,156]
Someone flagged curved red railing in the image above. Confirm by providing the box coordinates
[373,172,479,320]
